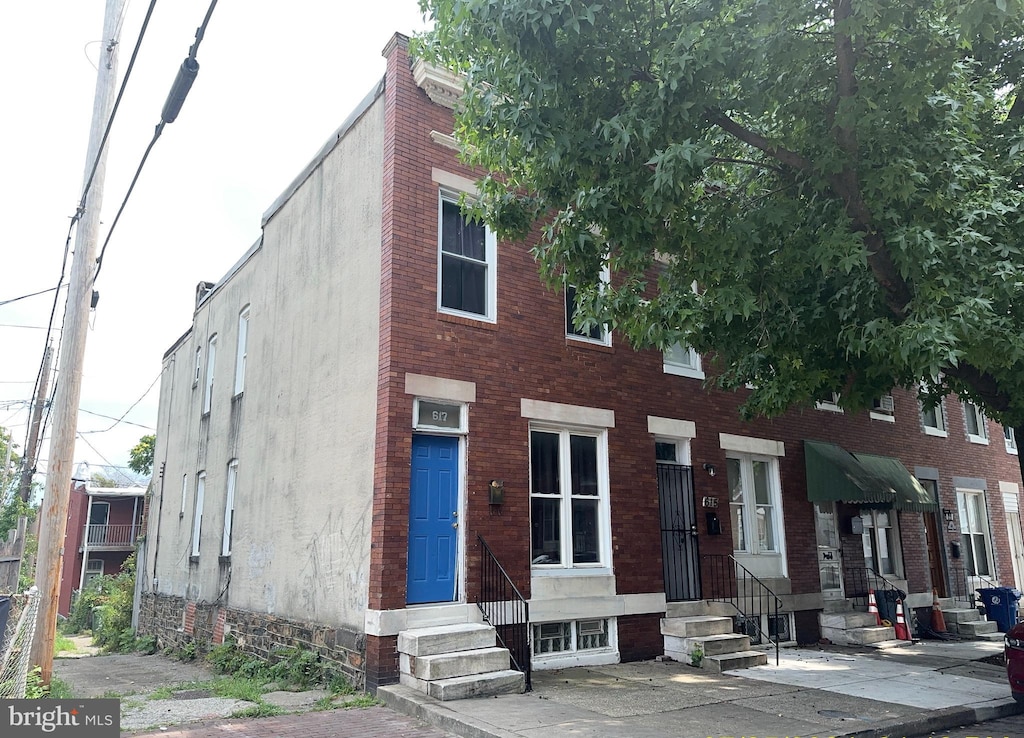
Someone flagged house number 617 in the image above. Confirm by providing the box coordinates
[432,411,448,422]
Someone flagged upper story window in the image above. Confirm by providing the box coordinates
[869,395,895,422]
[963,401,988,444]
[921,396,947,436]
[663,343,704,380]
[180,473,188,516]
[222,459,238,557]
[234,306,249,396]
[1005,426,1018,455]
[203,334,217,415]
[191,472,206,557]
[530,426,610,569]
[193,346,202,387]
[727,454,783,555]
[565,266,610,346]
[815,392,843,413]
[438,194,497,321]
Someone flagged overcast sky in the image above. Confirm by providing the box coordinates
[0,1,430,487]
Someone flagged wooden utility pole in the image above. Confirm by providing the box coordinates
[19,342,53,503]
[31,0,124,683]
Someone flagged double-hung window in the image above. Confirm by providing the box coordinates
[438,194,496,321]
[663,343,704,379]
[222,460,237,557]
[530,427,609,568]
[963,401,988,444]
[861,509,901,576]
[234,306,249,395]
[921,397,947,436]
[565,266,610,345]
[191,472,206,558]
[727,454,782,555]
[957,489,992,577]
[203,335,217,415]
[1005,426,1018,455]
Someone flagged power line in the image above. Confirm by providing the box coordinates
[78,408,155,432]
[76,432,139,486]
[0,286,61,307]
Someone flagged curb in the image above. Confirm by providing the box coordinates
[378,684,517,738]
[830,699,1022,738]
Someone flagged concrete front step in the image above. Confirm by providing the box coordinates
[661,615,734,639]
[864,638,913,649]
[958,619,998,637]
[942,607,982,626]
[664,632,751,658]
[400,669,525,701]
[397,623,496,657]
[820,611,879,630]
[705,650,768,672]
[400,647,510,681]
[821,624,896,646]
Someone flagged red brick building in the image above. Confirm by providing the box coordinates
[139,34,1024,695]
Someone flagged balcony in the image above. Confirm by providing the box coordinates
[83,524,141,551]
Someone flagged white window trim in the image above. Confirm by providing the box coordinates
[860,509,903,578]
[179,473,188,517]
[1005,426,1018,455]
[815,392,843,413]
[869,395,895,423]
[727,453,786,573]
[663,343,705,380]
[654,436,692,466]
[234,306,249,396]
[193,346,202,387]
[565,265,611,346]
[530,424,612,573]
[956,488,994,578]
[921,396,948,436]
[191,472,206,557]
[437,190,498,323]
[203,335,217,415]
[963,402,989,445]
[222,460,238,557]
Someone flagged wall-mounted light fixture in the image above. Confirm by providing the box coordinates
[702,463,717,477]
[942,508,954,523]
[488,480,505,505]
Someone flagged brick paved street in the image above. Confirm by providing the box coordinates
[126,706,455,737]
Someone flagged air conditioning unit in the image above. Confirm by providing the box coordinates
[875,395,895,413]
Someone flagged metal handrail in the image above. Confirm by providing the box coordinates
[477,535,531,691]
[701,554,782,665]
[846,566,904,609]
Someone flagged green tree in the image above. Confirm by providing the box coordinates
[128,434,155,476]
[419,0,1024,431]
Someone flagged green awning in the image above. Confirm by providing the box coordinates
[853,453,939,512]
[804,440,896,506]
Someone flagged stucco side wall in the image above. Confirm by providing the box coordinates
[145,94,384,633]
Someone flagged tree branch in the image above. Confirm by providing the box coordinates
[708,157,787,174]
[1008,88,1024,120]
[704,111,815,172]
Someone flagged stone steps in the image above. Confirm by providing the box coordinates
[705,650,768,672]
[397,623,525,701]
[661,607,768,673]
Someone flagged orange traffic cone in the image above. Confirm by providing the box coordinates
[895,599,910,640]
[931,588,947,633]
[868,589,881,625]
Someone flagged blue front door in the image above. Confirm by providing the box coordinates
[407,435,459,604]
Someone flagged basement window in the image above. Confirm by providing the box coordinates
[532,619,612,657]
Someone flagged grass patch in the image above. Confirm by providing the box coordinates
[54,635,79,655]
[48,677,73,699]
[336,694,379,709]
[229,703,283,719]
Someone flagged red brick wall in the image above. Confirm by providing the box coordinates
[616,613,663,662]
[369,34,1024,676]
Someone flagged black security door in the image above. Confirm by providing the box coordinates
[658,463,701,601]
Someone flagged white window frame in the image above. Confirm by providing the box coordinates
[179,473,188,517]
[222,460,237,557]
[815,392,843,413]
[437,191,497,322]
[663,343,705,380]
[83,558,104,590]
[532,617,618,668]
[565,265,611,346]
[203,335,218,415]
[191,472,206,557]
[193,346,202,387]
[869,395,896,423]
[860,509,903,577]
[921,396,948,437]
[529,425,611,572]
[234,306,249,396]
[957,489,994,578]
[963,401,989,444]
[654,436,691,466]
[1005,426,1018,455]
[726,453,784,557]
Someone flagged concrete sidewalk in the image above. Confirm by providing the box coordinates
[379,640,1024,738]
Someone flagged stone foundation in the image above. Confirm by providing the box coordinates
[138,592,366,689]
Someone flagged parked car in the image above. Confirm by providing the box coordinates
[1005,621,1024,702]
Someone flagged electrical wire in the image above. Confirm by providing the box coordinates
[0,286,60,307]
[78,409,154,432]
[93,0,220,285]
[77,372,160,433]
[75,432,140,486]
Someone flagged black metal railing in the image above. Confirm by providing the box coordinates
[948,566,997,609]
[845,567,903,611]
[701,554,782,665]
[477,535,531,691]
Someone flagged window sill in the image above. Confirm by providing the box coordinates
[218,555,231,564]
[869,412,896,423]
[922,426,948,438]
[531,566,612,578]
[1006,446,1019,456]
[565,336,613,353]
[664,365,706,380]
[438,310,498,329]
[814,403,843,413]
[188,555,199,565]
[967,435,990,445]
